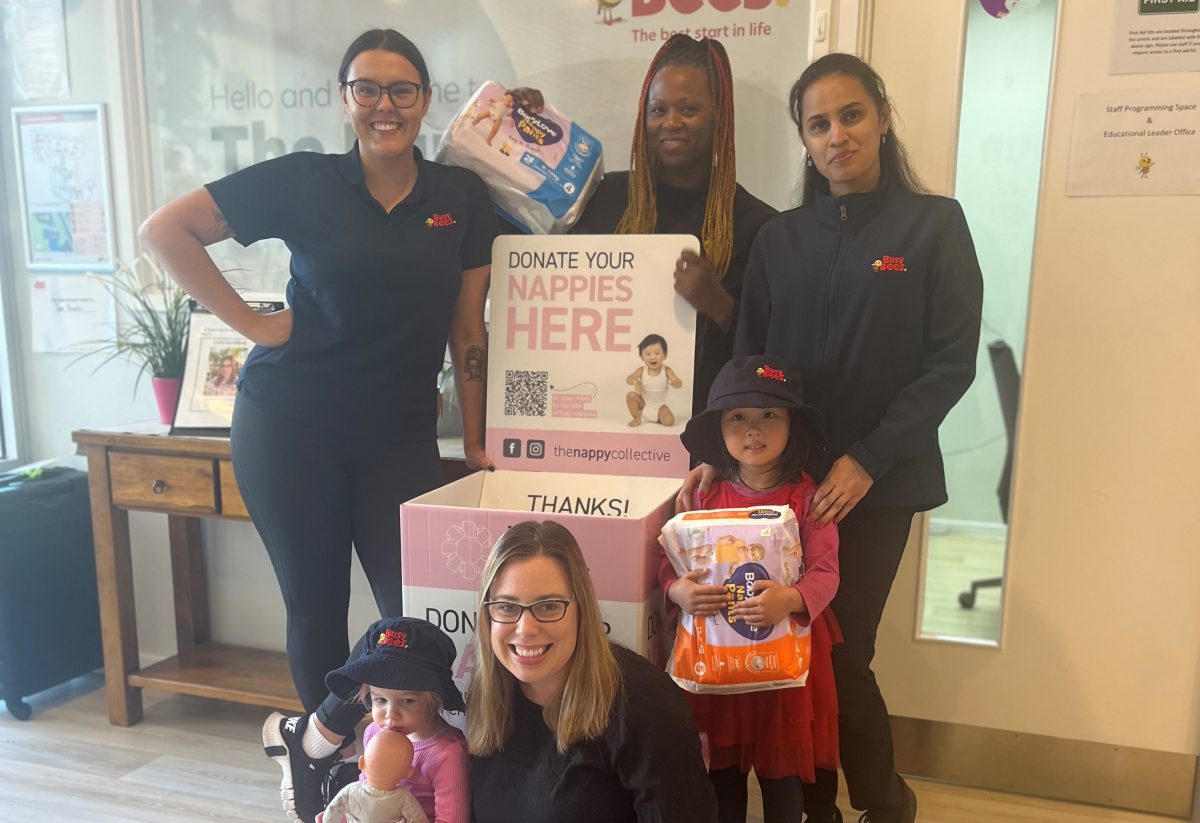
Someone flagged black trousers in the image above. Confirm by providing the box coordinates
[314,631,375,738]
[231,391,444,712]
[805,506,917,815]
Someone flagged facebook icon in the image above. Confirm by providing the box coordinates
[502,438,522,458]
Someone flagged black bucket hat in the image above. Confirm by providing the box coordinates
[326,617,465,712]
[680,355,825,467]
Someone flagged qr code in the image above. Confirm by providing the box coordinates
[504,370,548,417]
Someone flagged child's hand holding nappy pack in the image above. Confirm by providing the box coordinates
[661,506,811,694]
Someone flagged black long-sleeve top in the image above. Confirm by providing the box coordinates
[470,644,718,823]
[572,171,777,414]
[735,184,984,510]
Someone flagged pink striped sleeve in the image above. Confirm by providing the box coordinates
[426,735,471,823]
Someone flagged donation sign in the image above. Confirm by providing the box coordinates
[487,234,698,477]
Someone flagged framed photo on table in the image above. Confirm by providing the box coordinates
[171,296,285,436]
[11,104,115,272]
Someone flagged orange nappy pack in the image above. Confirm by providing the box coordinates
[660,506,811,694]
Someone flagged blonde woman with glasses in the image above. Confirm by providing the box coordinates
[467,520,717,822]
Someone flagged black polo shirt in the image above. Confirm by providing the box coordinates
[206,145,497,440]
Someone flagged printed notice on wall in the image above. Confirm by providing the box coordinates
[29,275,114,354]
[1109,0,1200,75]
[1067,90,1200,196]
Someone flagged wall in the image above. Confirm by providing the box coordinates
[871,0,1200,755]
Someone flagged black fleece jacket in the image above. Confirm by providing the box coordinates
[735,184,983,510]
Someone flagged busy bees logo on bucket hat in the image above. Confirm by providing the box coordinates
[680,354,825,467]
[325,616,465,712]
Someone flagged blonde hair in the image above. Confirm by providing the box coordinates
[466,521,621,756]
[356,683,443,718]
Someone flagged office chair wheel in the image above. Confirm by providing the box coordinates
[958,590,977,609]
[5,697,32,720]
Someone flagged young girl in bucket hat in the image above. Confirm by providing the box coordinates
[660,354,844,823]
[266,617,469,823]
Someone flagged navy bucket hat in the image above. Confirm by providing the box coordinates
[326,617,465,712]
[680,355,825,467]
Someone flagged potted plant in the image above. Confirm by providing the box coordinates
[77,255,190,425]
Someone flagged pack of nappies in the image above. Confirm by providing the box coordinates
[660,506,810,694]
[436,81,603,234]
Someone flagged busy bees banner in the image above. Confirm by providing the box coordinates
[487,234,697,477]
[141,0,814,292]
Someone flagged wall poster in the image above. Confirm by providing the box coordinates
[11,105,115,271]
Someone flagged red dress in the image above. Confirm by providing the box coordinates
[659,475,842,781]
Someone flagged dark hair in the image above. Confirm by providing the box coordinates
[638,333,668,355]
[788,53,926,206]
[714,408,823,487]
[618,34,737,282]
[338,29,430,87]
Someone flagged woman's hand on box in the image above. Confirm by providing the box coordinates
[668,569,728,617]
[465,445,494,472]
[730,580,805,627]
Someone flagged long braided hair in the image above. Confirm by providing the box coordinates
[616,34,737,282]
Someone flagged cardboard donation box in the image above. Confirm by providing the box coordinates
[402,235,699,697]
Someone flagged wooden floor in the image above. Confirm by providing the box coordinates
[0,676,1185,822]
[921,529,1006,643]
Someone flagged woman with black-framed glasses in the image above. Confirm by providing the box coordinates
[141,28,498,823]
[467,520,717,823]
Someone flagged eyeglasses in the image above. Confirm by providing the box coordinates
[483,597,574,624]
[342,79,424,109]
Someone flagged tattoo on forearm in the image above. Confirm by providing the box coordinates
[200,206,235,244]
[463,345,485,382]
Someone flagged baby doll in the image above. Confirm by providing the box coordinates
[323,730,430,823]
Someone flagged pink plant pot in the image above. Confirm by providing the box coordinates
[152,376,183,426]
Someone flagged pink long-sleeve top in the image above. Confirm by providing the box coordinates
[361,722,469,823]
[658,475,840,628]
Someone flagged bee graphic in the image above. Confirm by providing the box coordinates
[1136,153,1154,179]
[596,0,622,25]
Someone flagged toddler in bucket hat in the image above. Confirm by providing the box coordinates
[681,355,825,479]
[326,616,465,712]
[322,616,470,823]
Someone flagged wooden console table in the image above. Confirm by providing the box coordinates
[73,427,468,726]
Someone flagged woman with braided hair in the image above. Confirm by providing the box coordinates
[572,34,776,414]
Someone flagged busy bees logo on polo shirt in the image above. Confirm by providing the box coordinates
[426,213,456,228]
[378,628,409,648]
[871,255,907,272]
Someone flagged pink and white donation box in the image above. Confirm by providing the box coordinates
[402,234,698,696]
